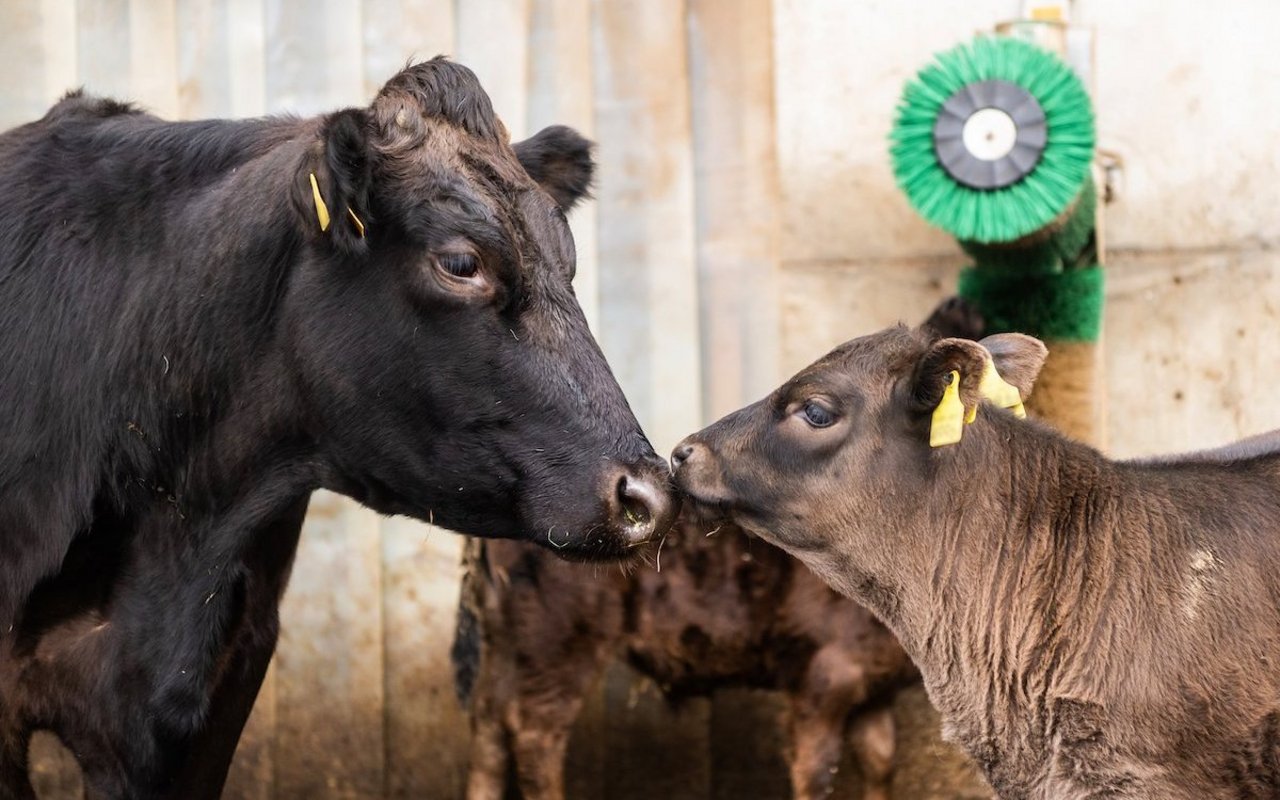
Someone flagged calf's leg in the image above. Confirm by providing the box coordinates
[511,721,573,800]
[786,647,876,800]
[508,674,600,800]
[464,662,513,800]
[464,543,622,800]
[848,706,896,800]
[464,663,593,800]
[787,692,850,800]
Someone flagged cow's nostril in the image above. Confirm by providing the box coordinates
[605,464,677,545]
[616,475,653,527]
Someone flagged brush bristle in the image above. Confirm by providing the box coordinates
[890,36,1096,243]
[958,176,1097,272]
[958,263,1104,342]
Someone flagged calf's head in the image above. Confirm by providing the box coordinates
[283,58,674,558]
[671,325,1046,574]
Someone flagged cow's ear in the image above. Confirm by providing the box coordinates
[909,337,989,414]
[514,125,594,212]
[979,333,1048,400]
[295,108,372,254]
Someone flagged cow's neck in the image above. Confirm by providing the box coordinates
[122,122,325,498]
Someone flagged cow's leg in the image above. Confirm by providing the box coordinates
[786,648,869,800]
[159,618,279,800]
[159,500,307,800]
[848,706,896,800]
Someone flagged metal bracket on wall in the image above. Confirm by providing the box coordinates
[1095,148,1126,205]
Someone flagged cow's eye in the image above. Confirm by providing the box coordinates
[436,252,480,278]
[800,401,835,428]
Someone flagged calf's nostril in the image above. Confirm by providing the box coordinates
[671,443,695,469]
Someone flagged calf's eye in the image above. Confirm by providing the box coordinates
[437,252,480,278]
[801,401,835,428]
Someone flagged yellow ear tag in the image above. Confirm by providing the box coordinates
[978,359,1026,419]
[309,172,331,232]
[930,370,966,448]
[346,207,366,238]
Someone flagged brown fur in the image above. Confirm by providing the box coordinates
[674,324,1280,799]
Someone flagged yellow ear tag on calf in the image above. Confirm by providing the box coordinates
[309,172,331,232]
[930,370,966,448]
[978,359,1027,419]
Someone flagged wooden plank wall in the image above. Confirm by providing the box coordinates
[5,1,1280,798]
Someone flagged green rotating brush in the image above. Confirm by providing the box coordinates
[890,35,1095,244]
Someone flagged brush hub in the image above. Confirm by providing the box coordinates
[962,108,1018,161]
[934,79,1047,189]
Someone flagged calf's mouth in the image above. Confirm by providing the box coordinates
[668,437,740,527]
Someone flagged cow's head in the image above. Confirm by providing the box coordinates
[671,325,1046,583]
[285,58,675,559]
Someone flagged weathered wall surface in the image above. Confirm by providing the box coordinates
[3,0,1278,797]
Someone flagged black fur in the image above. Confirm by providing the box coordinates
[512,125,595,211]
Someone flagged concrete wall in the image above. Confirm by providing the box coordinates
[3,0,1279,797]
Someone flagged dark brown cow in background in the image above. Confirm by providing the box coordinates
[457,520,913,800]
[673,323,1280,799]
[454,299,983,800]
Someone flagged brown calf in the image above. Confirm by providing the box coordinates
[673,324,1280,799]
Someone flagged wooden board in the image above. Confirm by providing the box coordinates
[592,0,701,453]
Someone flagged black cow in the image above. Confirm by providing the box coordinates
[0,58,675,798]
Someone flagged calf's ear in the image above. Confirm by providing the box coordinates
[514,125,594,211]
[294,108,373,255]
[910,337,989,413]
[980,333,1048,400]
